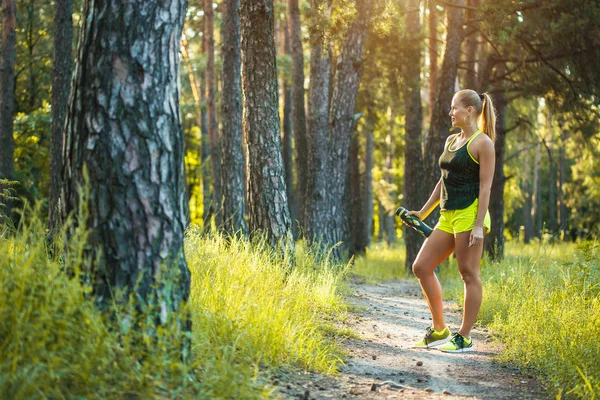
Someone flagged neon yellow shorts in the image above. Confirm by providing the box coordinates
[435,198,491,235]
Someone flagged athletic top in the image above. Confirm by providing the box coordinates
[438,130,482,210]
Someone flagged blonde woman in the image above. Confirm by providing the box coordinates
[407,89,496,352]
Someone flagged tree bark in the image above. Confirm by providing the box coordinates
[61,0,191,342]
[404,0,425,270]
[363,113,374,248]
[304,0,332,245]
[324,0,371,259]
[0,0,17,216]
[484,89,506,259]
[532,138,542,237]
[280,14,296,237]
[205,0,223,227]
[463,0,479,90]
[428,0,439,117]
[240,0,293,253]
[49,0,74,232]
[383,108,396,246]
[546,115,557,234]
[221,0,248,236]
[288,0,308,233]
[423,0,464,224]
[558,123,567,238]
[200,32,212,229]
[522,138,534,243]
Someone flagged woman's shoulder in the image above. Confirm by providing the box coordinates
[469,132,495,158]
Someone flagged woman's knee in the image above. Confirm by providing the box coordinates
[458,266,480,284]
[412,260,432,279]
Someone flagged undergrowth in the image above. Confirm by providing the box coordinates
[0,206,349,399]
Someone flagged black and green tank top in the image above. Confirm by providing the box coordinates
[439,130,482,210]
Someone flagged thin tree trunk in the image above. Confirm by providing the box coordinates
[325,0,371,259]
[404,0,425,270]
[288,0,308,233]
[61,0,191,346]
[347,130,362,255]
[546,114,557,234]
[378,200,384,241]
[522,138,534,243]
[200,34,212,229]
[532,138,542,237]
[49,0,74,232]
[428,0,438,117]
[221,0,248,236]
[383,107,396,246]
[363,113,374,247]
[558,124,567,238]
[0,0,17,217]
[304,0,332,245]
[423,0,464,225]
[464,0,479,89]
[484,89,506,259]
[205,0,223,227]
[240,0,293,253]
[280,13,295,236]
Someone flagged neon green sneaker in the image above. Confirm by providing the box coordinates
[413,326,451,348]
[439,333,473,352]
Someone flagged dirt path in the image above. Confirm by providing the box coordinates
[274,278,545,399]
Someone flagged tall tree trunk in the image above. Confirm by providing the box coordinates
[205,0,223,227]
[484,88,506,259]
[546,116,557,235]
[383,107,396,246]
[532,138,542,237]
[427,0,439,117]
[61,0,191,344]
[49,0,74,232]
[404,0,425,270]
[377,200,384,240]
[423,0,464,225]
[0,0,17,217]
[522,138,534,243]
[324,0,371,259]
[363,112,374,247]
[280,13,296,237]
[221,0,248,236]
[240,0,293,253]
[304,0,332,245]
[200,33,212,229]
[288,0,308,232]
[558,124,568,239]
[348,130,363,255]
[463,0,479,89]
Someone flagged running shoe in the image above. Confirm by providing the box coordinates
[439,332,473,352]
[413,326,451,348]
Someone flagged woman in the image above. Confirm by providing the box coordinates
[407,89,496,353]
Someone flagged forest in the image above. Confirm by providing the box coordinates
[0,0,599,399]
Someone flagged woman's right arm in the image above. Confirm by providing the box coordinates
[408,178,442,220]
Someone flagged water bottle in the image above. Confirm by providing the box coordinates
[395,206,433,238]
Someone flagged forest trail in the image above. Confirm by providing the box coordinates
[275,278,545,399]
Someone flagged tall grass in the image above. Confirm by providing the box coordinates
[0,208,348,399]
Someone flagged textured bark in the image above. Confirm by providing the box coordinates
[49,0,74,232]
[61,0,191,338]
[280,15,295,236]
[558,125,567,237]
[532,139,542,237]
[383,109,396,246]
[464,0,479,90]
[221,0,248,236]
[324,0,371,259]
[288,0,308,231]
[200,33,212,229]
[546,120,557,234]
[423,0,464,223]
[205,0,223,227]
[0,0,16,195]
[522,140,534,243]
[403,0,425,270]
[484,90,506,259]
[348,130,365,255]
[304,0,332,244]
[240,0,293,253]
[428,0,439,115]
[363,114,374,248]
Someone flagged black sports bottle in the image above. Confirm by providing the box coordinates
[395,206,433,238]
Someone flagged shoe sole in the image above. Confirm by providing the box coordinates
[440,346,473,353]
[413,336,452,348]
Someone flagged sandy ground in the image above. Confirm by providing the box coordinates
[273,278,545,399]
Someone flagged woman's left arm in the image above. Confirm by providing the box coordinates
[470,137,495,247]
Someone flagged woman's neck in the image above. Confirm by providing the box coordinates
[459,125,479,138]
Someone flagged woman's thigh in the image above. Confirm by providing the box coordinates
[454,231,484,277]
[412,229,456,275]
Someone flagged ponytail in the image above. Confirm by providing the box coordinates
[477,93,496,143]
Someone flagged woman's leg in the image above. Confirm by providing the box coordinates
[412,229,456,330]
[454,231,484,337]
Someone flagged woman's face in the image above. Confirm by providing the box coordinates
[449,95,473,129]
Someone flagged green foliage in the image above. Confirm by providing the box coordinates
[0,208,348,399]
[441,241,600,399]
[350,243,409,282]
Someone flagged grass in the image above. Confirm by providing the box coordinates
[351,237,600,399]
[0,208,350,399]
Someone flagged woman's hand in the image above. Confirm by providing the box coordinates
[469,226,485,247]
[406,210,424,220]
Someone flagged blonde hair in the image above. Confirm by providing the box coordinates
[456,89,496,143]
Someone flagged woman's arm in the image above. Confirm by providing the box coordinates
[470,136,495,247]
[407,178,442,220]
